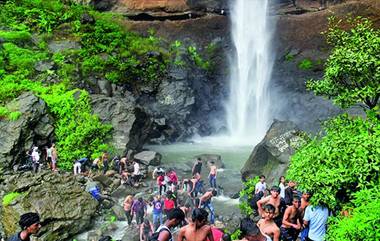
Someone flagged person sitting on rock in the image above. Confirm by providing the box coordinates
[73,157,88,175]
[8,212,42,241]
[140,218,154,241]
[177,208,214,241]
[132,159,142,186]
[257,204,280,241]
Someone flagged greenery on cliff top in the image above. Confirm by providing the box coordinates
[286,17,380,240]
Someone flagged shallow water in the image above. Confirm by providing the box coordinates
[145,141,253,172]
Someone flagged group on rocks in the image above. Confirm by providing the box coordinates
[241,175,329,241]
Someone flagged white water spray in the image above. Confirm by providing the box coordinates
[226,0,275,145]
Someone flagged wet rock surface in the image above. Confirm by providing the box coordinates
[0,171,98,241]
[241,120,308,185]
[0,92,54,172]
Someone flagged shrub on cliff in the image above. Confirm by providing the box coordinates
[286,114,380,210]
[307,17,380,111]
[326,187,380,241]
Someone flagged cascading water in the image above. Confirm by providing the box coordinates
[226,0,275,145]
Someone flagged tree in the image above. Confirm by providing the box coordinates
[286,114,380,210]
[307,17,380,110]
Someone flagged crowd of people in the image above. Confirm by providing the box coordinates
[10,145,329,241]
[122,157,221,241]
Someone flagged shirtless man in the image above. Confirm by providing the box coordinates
[281,196,301,241]
[198,189,217,224]
[257,204,280,241]
[235,218,272,241]
[257,186,285,227]
[208,161,217,188]
[177,208,214,241]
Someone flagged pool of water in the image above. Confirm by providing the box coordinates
[145,141,253,172]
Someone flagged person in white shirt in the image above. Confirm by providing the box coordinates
[132,160,142,185]
[303,205,329,241]
[279,176,286,199]
[255,175,267,195]
[31,146,40,173]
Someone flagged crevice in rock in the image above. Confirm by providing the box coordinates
[125,11,226,21]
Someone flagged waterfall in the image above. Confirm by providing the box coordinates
[226,0,275,145]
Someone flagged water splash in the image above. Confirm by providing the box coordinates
[226,0,275,145]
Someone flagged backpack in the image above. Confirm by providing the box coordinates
[149,226,171,241]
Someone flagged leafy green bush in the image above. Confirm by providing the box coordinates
[298,59,313,70]
[0,30,31,42]
[238,176,259,216]
[307,17,380,110]
[187,46,210,70]
[40,86,112,170]
[327,187,380,241]
[2,192,23,206]
[287,114,380,209]
[8,111,22,121]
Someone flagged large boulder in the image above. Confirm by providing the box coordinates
[0,171,98,241]
[91,94,153,151]
[0,92,54,172]
[241,120,307,185]
[133,150,162,166]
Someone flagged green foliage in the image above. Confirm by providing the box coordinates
[40,86,112,170]
[327,187,380,241]
[238,176,259,216]
[230,229,241,240]
[298,59,314,70]
[0,30,31,43]
[285,53,295,62]
[307,17,380,109]
[8,111,22,121]
[2,43,47,71]
[2,192,23,206]
[187,46,210,70]
[287,114,380,209]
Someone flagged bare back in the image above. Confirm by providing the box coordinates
[178,223,213,241]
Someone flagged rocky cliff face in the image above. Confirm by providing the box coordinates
[0,93,54,172]
[0,172,98,241]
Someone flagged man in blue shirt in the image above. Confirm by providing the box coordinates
[303,205,329,241]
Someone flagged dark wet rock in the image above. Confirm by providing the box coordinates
[0,171,98,241]
[241,120,307,185]
[80,12,95,24]
[91,94,153,152]
[133,151,162,166]
[0,92,54,172]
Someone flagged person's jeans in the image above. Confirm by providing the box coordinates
[125,210,133,225]
[202,202,215,224]
[209,175,217,188]
[300,227,309,241]
[136,211,144,225]
[153,212,163,230]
